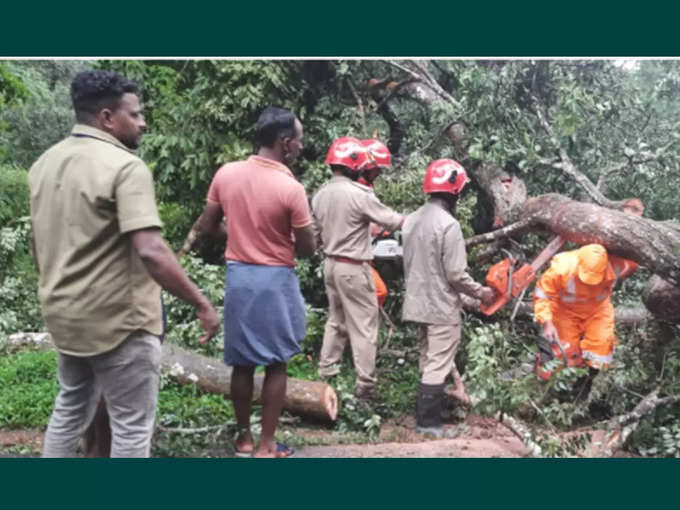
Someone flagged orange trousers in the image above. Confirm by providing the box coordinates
[371,266,387,307]
[537,301,616,379]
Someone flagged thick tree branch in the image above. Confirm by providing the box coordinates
[598,388,680,456]
[522,194,680,287]
[466,218,534,248]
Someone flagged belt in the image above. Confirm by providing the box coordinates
[329,255,366,265]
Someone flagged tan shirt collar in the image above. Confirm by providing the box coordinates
[70,124,136,154]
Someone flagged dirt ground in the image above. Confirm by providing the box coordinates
[295,415,531,458]
[0,415,534,458]
[0,413,619,458]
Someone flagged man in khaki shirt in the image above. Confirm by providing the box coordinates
[29,70,218,457]
[402,159,494,436]
[312,137,404,400]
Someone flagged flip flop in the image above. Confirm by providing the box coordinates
[274,442,295,458]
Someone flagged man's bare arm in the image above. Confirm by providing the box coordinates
[294,224,316,259]
[198,202,227,243]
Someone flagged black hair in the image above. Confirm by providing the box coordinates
[429,192,459,215]
[71,70,139,123]
[255,106,297,148]
[330,164,360,181]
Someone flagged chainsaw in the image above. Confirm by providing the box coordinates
[372,230,403,260]
[479,236,566,315]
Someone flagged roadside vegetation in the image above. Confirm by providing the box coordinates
[1,59,680,457]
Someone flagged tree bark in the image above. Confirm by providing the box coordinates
[161,343,338,422]
[595,388,680,457]
[521,194,680,288]
[643,275,680,323]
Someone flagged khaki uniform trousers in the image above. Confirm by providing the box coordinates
[418,323,462,385]
[318,258,379,389]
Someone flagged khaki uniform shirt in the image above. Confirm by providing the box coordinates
[402,198,484,325]
[311,175,403,261]
[28,124,163,356]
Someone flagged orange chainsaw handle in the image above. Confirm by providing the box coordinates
[479,292,510,315]
[479,236,565,316]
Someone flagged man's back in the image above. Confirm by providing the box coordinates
[207,155,310,267]
[402,200,464,324]
[312,175,403,261]
[29,125,163,356]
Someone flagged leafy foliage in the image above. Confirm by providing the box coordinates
[4,59,680,456]
[0,168,42,339]
[0,350,58,428]
[0,61,85,168]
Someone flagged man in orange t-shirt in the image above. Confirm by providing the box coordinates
[199,107,315,458]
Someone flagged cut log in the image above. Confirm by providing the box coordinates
[162,343,338,422]
[5,333,338,423]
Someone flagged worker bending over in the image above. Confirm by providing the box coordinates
[534,243,637,396]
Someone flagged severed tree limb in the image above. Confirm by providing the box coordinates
[462,391,539,457]
[157,424,233,434]
[471,239,507,265]
[597,388,680,457]
[464,194,680,320]
[373,78,420,112]
[497,412,543,457]
[465,218,534,248]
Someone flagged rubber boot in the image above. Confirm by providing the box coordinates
[416,382,445,437]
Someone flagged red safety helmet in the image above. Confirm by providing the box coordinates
[325,136,371,171]
[361,139,392,170]
[423,159,469,195]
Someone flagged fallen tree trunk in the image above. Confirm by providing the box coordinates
[5,333,338,422]
[521,194,680,287]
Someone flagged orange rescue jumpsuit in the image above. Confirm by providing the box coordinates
[533,250,637,378]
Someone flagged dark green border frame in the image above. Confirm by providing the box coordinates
[1,458,676,505]
[2,5,679,506]
[2,3,680,56]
